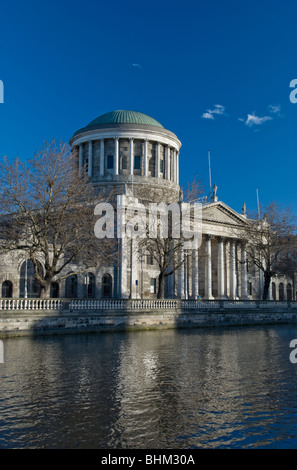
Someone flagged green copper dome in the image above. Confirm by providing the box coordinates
[86,110,164,128]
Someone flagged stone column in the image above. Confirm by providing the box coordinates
[192,244,199,299]
[79,144,83,177]
[241,242,248,299]
[178,245,185,298]
[129,138,134,175]
[88,141,92,177]
[225,240,230,297]
[114,137,119,175]
[166,146,170,181]
[176,151,179,184]
[100,139,105,176]
[230,239,237,299]
[144,139,148,176]
[156,142,160,178]
[205,234,214,299]
[218,236,225,299]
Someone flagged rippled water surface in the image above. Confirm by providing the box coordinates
[1,324,297,448]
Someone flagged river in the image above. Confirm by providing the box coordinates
[1,324,297,449]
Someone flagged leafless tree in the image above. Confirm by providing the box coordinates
[0,140,115,297]
[241,202,296,300]
[182,174,205,203]
[134,178,203,298]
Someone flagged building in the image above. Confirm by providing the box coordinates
[0,110,295,300]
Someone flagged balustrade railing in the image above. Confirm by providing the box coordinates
[0,298,296,312]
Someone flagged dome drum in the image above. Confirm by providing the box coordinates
[70,110,181,188]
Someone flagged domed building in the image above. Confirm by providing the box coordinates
[0,110,294,302]
[69,110,253,300]
[70,110,182,203]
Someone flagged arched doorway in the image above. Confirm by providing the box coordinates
[287,283,293,301]
[65,273,78,298]
[20,260,42,298]
[2,280,13,298]
[102,274,112,298]
[85,273,96,298]
[50,281,59,298]
[279,283,284,301]
[272,282,276,301]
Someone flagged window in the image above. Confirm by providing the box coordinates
[248,282,252,296]
[134,156,141,170]
[150,278,156,294]
[86,273,96,298]
[287,283,293,301]
[102,273,112,298]
[121,155,128,170]
[65,273,78,298]
[147,254,154,265]
[272,282,276,300]
[2,280,13,298]
[20,259,42,298]
[279,283,284,301]
[50,281,59,298]
[107,155,114,169]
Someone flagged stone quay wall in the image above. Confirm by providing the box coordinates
[0,299,297,336]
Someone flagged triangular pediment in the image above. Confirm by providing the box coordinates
[202,201,248,227]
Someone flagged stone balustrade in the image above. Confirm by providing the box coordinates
[0,298,296,311]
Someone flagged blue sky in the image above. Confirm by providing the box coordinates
[1,0,297,217]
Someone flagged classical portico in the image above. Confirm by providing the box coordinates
[173,201,250,300]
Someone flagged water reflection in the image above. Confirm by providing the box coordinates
[1,325,297,448]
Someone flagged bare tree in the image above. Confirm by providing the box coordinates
[134,178,203,298]
[276,234,297,300]
[182,174,204,202]
[0,140,114,297]
[242,202,296,300]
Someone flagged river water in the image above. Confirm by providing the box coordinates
[0,324,297,449]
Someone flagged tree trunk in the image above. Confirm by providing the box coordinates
[40,282,51,299]
[157,273,165,299]
[262,271,271,300]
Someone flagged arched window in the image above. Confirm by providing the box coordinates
[279,283,284,301]
[272,282,276,301]
[85,273,96,298]
[2,280,13,298]
[20,260,42,298]
[287,283,293,301]
[50,281,59,299]
[65,273,78,298]
[102,274,112,298]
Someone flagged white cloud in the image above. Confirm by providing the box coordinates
[132,63,141,69]
[202,112,215,119]
[239,104,282,128]
[239,113,273,127]
[268,104,281,115]
[201,104,226,119]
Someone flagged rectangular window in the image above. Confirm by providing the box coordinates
[248,282,252,295]
[150,278,156,294]
[107,155,114,169]
[134,156,141,170]
[160,158,164,173]
[147,254,154,265]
